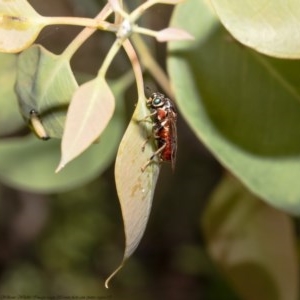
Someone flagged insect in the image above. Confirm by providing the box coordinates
[29,109,50,140]
[141,92,177,172]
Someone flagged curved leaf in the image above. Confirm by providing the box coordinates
[210,0,300,58]
[0,53,24,135]
[15,45,78,138]
[202,175,298,300]
[168,0,300,214]
[0,94,123,193]
[56,78,115,171]
[0,0,45,53]
[105,95,160,287]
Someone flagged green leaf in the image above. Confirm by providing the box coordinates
[57,78,115,171]
[0,85,124,193]
[0,0,45,53]
[105,95,160,287]
[210,0,300,58]
[15,44,78,138]
[0,53,24,135]
[168,0,300,214]
[202,175,298,300]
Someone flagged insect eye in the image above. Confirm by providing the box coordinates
[153,98,162,106]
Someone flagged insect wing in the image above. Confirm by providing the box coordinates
[168,108,177,171]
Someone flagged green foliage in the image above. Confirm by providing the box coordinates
[210,0,300,58]
[0,0,299,299]
[0,53,24,135]
[203,175,298,300]
[16,45,78,138]
[169,0,300,215]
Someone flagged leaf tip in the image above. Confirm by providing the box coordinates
[104,263,124,289]
[156,27,194,42]
[55,162,65,173]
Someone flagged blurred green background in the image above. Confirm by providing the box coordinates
[0,1,298,300]
[0,0,229,299]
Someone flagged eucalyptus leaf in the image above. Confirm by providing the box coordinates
[15,44,78,138]
[210,0,300,58]
[0,0,45,53]
[0,85,124,193]
[57,78,115,171]
[0,53,24,135]
[202,175,298,300]
[168,0,300,214]
[106,95,160,287]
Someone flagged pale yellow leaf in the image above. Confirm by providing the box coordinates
[0,0,45,53]
[56,78,115,171]
[105,95,160,287]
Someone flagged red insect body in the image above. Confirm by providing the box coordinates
[142,92,177,171]
[158,126,172,160]
[156,107,168,121]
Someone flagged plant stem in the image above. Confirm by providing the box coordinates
[133,26,158,38]
[62,4,112,59]
[122,39,144,97]
[130,0,182,22]
[41,15,112,30]
[98,38,123,78]
[131,34,174,99]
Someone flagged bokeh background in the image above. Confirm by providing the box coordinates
[1,1,297,300]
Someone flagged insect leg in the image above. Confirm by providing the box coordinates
[137,110,157,123]
[141,135,151,152]
[141,122,161,152]
[141,142,166,172]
